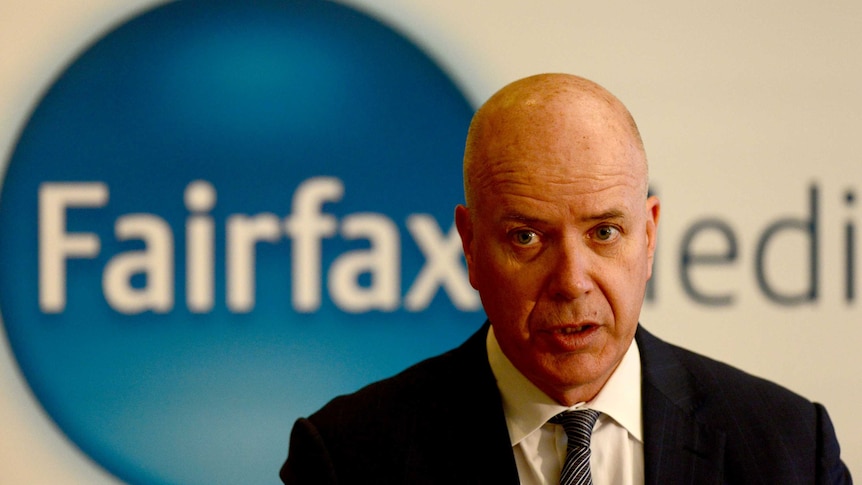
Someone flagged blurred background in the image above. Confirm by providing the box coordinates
[1,0,860,483]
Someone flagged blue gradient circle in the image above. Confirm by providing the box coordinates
[0,0,479,483]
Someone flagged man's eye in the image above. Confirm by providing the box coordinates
[512,230,538,246]
[594,226,619,241]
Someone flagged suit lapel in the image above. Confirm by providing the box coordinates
[405,322,520,484]
[458,322,521,484]
[636,326,727,484]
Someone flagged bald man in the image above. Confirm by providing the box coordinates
[280,74,851,484]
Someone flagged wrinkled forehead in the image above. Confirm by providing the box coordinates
[471,155,646,215]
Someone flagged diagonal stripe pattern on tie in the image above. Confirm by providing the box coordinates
[551,409,601,485]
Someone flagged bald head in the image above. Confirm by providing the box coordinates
[463,73,647,208]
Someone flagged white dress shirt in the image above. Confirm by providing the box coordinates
[486,326,644,485]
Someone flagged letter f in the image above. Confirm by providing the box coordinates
[39,183,108,312]
[284,177,343,312]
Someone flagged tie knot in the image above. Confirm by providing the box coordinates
[551,409,600,449]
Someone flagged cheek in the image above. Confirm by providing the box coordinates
[474,258,516,302]
[604,252,650,320]
[472,250,537,317]
[617,258,650,321]
[470,239,509,287]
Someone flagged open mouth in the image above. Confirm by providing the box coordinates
[557,324,596,335]
[543,324,600,352]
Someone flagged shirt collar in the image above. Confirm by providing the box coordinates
[486,325,643,445]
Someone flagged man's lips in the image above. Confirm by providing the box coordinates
[555,323,597,335]
[539,323,601,350]
[541,321,599,333]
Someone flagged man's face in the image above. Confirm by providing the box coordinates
[456,97,659,405]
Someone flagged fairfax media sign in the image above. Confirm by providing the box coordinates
[38,177,478,315]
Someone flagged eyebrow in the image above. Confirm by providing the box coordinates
[499,209,627,225]
[581,209,626,223]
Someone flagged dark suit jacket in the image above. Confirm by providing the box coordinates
[280,323,852,484]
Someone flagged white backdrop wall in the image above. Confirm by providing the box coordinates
[1,0,859,482]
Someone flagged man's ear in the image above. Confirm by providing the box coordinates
[454,204,477,289]
[644,195,660,279]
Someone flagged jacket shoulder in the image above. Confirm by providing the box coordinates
[311,325,486,427]
[636,326,851,484]
[636,325,812,412]
[285,323,517,483]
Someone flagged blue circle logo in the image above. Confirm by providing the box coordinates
[0,1,478,483]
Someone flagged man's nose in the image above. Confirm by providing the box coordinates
[547,238,594,300]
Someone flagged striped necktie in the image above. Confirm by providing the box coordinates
[551,409,600,485]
